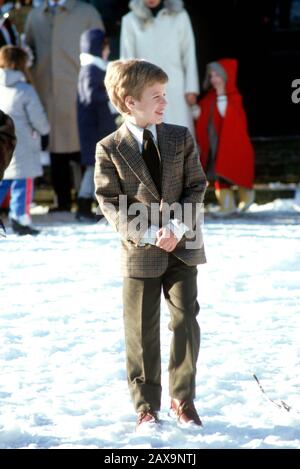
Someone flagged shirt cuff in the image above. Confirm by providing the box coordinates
[138,225,159,246]
[166,219,189,241]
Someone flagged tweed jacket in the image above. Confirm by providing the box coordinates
[95,122,207,278]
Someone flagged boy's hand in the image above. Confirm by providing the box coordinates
[155,227,179,252]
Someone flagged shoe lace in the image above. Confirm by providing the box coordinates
[177,400,193,417]
[137,409,156,425]
[174,400,201,422]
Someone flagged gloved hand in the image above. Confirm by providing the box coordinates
[41,134,49,151]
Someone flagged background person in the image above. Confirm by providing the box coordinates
[0,108,16,236]
[76,28,116,221]
[25,0,104,211]
[0,45,49,235]
[120,0,199,136]
[196,58,255,215]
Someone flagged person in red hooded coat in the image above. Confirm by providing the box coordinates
[195,58,255,215]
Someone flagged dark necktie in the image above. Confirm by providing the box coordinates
[142,129,161,197]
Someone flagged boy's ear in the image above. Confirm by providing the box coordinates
[124,95,135,112]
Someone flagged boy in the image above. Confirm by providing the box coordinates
[94,59,207,428]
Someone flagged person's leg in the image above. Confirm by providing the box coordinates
[0,180,12,206]
[162,255,200,401]
[214,179,236,215]
[76,166,97,221]
[123,276,162,413]
[0,190,11,215]
[78,165,95,199]
[69,151,81,197]
[0,180,12,234]
[50,152,72,210]
[10,178,33,225]
[9,179,39,235]
[237,186,255,212]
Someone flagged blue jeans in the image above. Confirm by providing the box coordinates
[78,165,95,199]
[0,179,33,223]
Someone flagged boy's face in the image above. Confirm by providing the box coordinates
[126,82,167,128]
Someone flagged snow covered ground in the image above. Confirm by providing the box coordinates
[0,200,300,449]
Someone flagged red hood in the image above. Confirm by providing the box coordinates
[218,58,238,94]
[205,58,238,95]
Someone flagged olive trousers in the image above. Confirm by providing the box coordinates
[123,254,200,413]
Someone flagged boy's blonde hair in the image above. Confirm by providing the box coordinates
[104,59,168,115]
[0,45,31,83]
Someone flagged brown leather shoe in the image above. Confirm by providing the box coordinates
[171,399,203,426]
[136,409,159,428]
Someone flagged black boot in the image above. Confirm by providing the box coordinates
[75,197,96,222]
[11,218,40,236]
[0,217,6,237]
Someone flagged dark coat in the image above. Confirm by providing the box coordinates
[77,28,116,166]
[77,65,116,166]
[0,109,16,181]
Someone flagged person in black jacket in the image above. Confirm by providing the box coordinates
[0,108,16,236]
[76,28,116,221]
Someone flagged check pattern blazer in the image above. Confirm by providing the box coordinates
[94,122,207,278]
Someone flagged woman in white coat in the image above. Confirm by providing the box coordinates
[120,0,199,135]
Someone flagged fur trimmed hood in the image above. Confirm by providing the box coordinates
[129,0,184,21]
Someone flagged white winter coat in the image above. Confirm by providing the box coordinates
[0,68,50,179]
[120,0,199,134]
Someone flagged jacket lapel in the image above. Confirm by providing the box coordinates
[156,123,177,201]
[116,123,160,200]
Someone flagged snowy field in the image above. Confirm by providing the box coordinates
[0,200,300,449]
